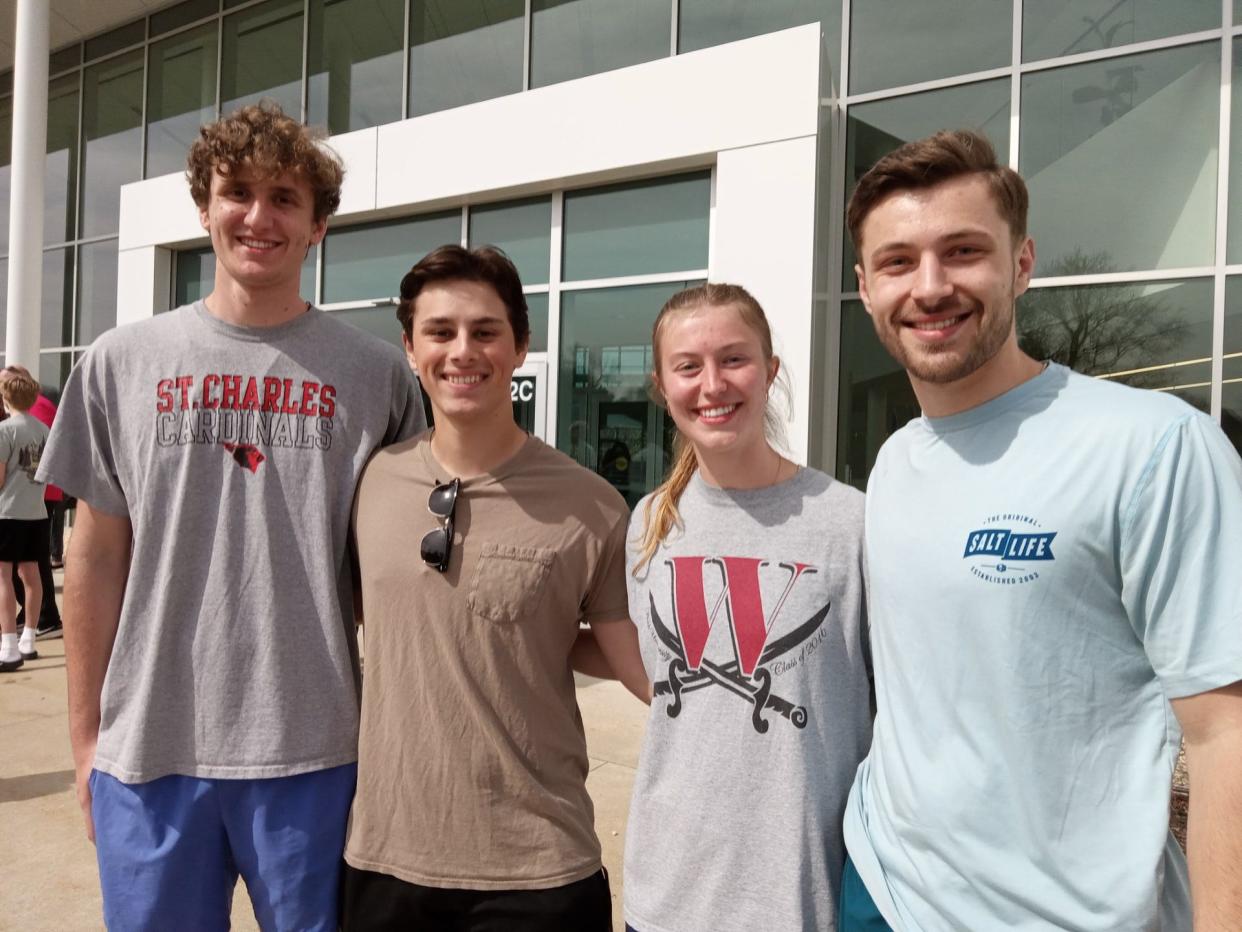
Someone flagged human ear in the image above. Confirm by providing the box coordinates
[856,266,874,317]
[1013,237,1035,298]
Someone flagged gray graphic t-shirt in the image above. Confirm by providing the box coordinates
[38,302,425,782]
[0,412,50,520]
[624,468,872,932]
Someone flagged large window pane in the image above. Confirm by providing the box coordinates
[525,292,548,352]
[409,0,525,117]
[1021,43,1219,276]
[221,0,304,117]
[322,212,461,303]
[45,75,80,246]
[562,173,710,281]
[147,23,218,179]
[327,306,405,348]
[76,240,120,345]
[152,0,220,37]
[835,299,918,489]
[1018,278,1213,412]
[81,51,144,237]
[42,248,73,349]
[1224,277,1242,455]
[175,247,215,307]
[1229,39,1242,263]
[844,79,1010,288]
[850,0,1010,95]
[678,0,835,59]
[0,96,11,254]
[531,0,670,89]
[1023,0,1220,63]
[557,281,698,506]
[468,197,551,285]
[39,352,74,402]
[85,21,145,63]
[308,0,403,134]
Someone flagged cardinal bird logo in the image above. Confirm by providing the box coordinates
[222,442,266,473]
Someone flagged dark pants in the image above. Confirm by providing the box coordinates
[47,500,66,563]
[341,864,612,932]
[839,856,894,932]
[14,516,59,630]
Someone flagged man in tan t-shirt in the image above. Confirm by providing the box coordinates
[344,244,650,931]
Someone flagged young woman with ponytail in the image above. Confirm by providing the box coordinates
[622,284,872,932]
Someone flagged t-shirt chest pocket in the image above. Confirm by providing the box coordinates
[467,544,556,624]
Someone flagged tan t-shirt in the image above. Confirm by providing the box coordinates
[346,433,631,890]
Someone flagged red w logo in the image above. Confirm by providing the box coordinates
[667,557,816,677]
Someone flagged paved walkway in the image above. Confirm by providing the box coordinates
[0,581,649,930]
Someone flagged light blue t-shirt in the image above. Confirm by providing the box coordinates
[844,363,1242,931]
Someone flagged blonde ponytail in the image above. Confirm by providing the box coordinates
[633,436,697,574]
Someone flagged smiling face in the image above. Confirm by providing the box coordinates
[199,166,325,297]
[653,302,778,463]
[404,279,528,428]
[855,174,1035,393]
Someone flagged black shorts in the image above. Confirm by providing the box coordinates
[0,518,49,564]
[340,863,612,932]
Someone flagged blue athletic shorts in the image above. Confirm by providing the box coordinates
[91,763,356,932]
[839,855,895,932]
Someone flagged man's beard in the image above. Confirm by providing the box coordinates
[875,291,1015,385]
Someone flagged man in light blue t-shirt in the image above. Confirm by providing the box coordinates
[839,129,1242,932]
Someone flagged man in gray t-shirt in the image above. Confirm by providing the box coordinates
[37,103,424,930]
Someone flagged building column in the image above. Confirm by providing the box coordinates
[4,0,50,370]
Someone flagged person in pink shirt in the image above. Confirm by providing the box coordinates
[16,389,63,639]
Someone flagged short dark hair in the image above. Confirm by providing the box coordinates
[396,245,530,347]
[847,129,1028,254]
[187,101,343,223]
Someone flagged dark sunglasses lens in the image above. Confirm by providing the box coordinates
[420,525,450,572]
[428,480,458,518]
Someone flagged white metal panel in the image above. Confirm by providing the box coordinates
[118,171,203,251]
[328,125,379,217]
[373,24,821,211]
[713,134,820,464]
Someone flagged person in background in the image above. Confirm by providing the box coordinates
[623,283,871,932]
[0,367,50,672]
[14,381,64,639]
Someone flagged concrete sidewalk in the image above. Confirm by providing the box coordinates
[0,588,649,930]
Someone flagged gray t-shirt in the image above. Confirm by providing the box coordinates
[38,302,425,782]
[624,467,872,932]
[0,412,50,520]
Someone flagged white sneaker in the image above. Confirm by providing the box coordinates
[0,638,22,672]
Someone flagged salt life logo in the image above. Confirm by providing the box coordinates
[962,513,1056,585]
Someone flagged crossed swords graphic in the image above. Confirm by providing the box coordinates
[649,593,831,734]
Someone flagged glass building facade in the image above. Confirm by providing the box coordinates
[2,0,1239,503]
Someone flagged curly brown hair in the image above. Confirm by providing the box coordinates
[0,366,41,412]
[186,101,343,222]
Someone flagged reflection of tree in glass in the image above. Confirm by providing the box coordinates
[1018,250,1187,389]
[1071,64,1142,125]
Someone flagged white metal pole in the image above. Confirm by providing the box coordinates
[5,0,50,369]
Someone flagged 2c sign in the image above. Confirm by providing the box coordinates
[510,377,535,403]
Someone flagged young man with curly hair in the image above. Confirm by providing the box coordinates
[37,102,425,930]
